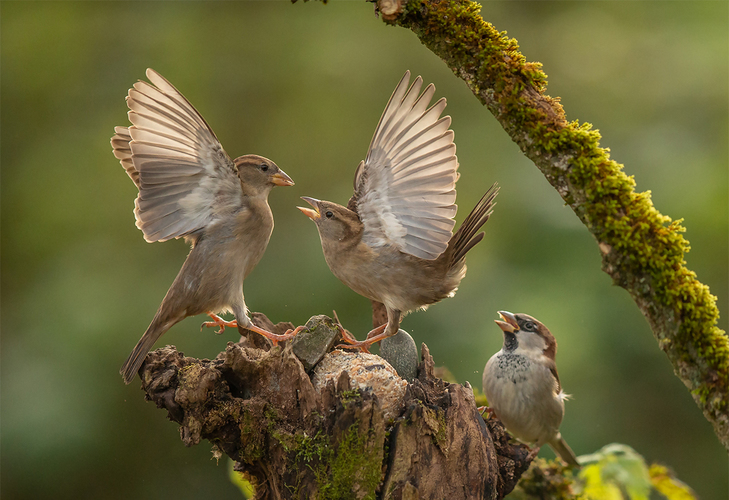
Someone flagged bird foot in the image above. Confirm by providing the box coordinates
[335,324,390,353]
[331,311,370,353]
[245,324,304,346]
[477,406,497,419]
[201,312,237,334]
[476,406,496,418]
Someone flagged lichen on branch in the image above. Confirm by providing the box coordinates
[376,0,729,448]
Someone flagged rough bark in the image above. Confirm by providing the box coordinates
[372,0,729,449]
[138,314,531,499]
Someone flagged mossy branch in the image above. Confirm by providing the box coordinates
[375,0,729,449]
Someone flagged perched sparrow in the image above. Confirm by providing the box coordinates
[298,71,498,350]
[112,68,299,385]
[482,311,580,467]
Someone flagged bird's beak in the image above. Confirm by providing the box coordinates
[271,169,295,187]
[495,310,519,333]
[297,196,320,220]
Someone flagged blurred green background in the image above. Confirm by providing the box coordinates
[2,1,727,499]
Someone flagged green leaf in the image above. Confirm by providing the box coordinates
[649,464,698,500]
[581,463,624,500]
[578,444,651,500]
[228,459,255,499]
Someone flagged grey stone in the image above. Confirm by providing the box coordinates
[379,329,418,382]
[291,315,342,372]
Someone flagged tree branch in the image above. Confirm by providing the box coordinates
[374,0,729,449]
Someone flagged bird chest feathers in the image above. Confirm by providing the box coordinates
[484,350,564,444]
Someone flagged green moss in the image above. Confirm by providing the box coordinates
[511,459,584,500]
[271,423,381,499]
[385,0,728,423]
[339,388,361,406]
[317,423,381,500]
[264,391,382,499]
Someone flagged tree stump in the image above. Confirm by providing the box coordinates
[137,314,532,499]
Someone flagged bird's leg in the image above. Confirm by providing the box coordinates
[245,324,303,346]
[332,310,358,344]
[332,310,374,353]
[337,309,401,352]
[201,312,237,334]
[336,324,387,353]
[336,326,391,351]
[477,406,497,419]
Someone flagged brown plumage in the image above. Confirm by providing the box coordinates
[298,71,498,349]
[483,311,580,467]
[112,69,298,384]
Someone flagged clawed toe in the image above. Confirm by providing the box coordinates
[246,323,304,346]
[202,312,237,335]
[335,340,371,354]
[477,406,497,419]
[332,311,371,352]
[200,321,225,335]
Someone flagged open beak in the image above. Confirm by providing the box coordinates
[297,196,320,220]
[494,310,519,333]
[271,169,295,187]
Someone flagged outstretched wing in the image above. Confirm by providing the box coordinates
[111,126,140,188]
[118,68,241,243]
[353,71,458,260]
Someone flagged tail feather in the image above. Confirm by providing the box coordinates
[548,435,580,467]
[449,182,499,265]
[120,311,177,384]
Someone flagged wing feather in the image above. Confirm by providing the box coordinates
[111,126,139,187]
[112,68,241,243]
[354,72,459,260]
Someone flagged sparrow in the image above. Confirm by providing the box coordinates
[482,311,580,467]
[298,71,498,350]
[112,68,300,385]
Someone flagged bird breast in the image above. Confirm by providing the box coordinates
[322,241,458,313]
[483,351,565,445]
[174,202,273,314]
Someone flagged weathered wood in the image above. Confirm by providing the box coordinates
[138,314,531,499]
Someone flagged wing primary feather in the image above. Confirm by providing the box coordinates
[128,98,206,143]
[378,77,425,151]
[389,119,452,163]
[129,84,203,126]
[130,125,200,151]
[390,143,456,176]
[366,71,412,159]
[145,68,222,143]
[132,79,212,139]
[128,110,203,146]
[380,87,441,154]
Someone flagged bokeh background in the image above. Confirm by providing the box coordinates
[2,1,727,498]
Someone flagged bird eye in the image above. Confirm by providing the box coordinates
[325,211,334,219]
[260,164,269,172]
[524,322,535,330]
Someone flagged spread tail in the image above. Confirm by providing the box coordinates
[548,435,580,467]
[449,182,499,265]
